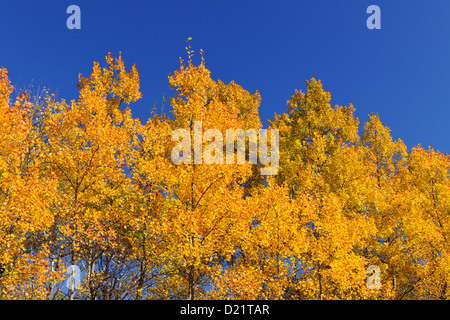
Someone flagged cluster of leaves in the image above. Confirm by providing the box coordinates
[0,51,449,300]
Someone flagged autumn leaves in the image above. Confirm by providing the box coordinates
[170,122,279,175]
[0,53,449,299]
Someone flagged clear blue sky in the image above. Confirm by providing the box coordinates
[1,0,449,153]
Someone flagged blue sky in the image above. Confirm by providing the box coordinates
[1,0,449,153]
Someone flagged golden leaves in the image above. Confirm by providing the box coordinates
[0,53,448,300]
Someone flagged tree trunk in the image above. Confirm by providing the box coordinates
[188,264,195,300]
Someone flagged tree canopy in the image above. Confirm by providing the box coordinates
[0,52,448,300]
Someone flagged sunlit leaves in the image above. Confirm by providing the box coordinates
[0,53,448,300]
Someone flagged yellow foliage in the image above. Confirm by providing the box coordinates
[0,52,448,300]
